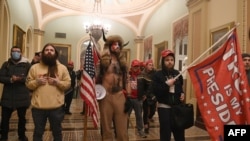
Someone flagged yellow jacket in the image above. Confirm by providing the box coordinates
[26,61,71,109]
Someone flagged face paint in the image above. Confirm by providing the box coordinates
[111,42,120,50]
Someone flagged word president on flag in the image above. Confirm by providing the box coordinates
[96,33,130,141]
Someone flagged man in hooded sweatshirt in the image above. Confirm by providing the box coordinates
[152,49,185,141]
[0,46,31,141]
[26,43,71,141]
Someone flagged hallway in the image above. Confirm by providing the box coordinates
[4,98,210,141]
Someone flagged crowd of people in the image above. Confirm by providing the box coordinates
[0,36,249,141]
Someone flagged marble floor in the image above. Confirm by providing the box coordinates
[3,98,211,141]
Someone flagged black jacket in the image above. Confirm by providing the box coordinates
[137,69,156,98]
[152,69,184,106]
[0,57,31,108]
[69,70,76,88]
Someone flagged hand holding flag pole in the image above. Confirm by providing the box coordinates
[174,22,240,80]
[89,33,101,58]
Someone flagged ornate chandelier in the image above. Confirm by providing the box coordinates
[84,0,111,42]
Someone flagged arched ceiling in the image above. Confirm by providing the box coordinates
[32,0,166,35]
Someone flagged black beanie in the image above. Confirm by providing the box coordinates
[242,53,250,58]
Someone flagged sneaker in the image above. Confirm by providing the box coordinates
[138,130,147,138]
[65,111,72,115]
[144,128,149,134]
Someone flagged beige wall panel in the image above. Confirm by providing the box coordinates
[247,0,250,53]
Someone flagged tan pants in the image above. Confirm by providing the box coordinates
[99,91,128,141]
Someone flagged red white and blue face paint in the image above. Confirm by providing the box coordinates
[111,42,120,51]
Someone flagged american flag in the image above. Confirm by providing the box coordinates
[80,42,99,128]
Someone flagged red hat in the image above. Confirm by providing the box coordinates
[140,61,146,67]
[131,59,141,67]
[68,61,74,66]
[161,49,174,58]
[145,59,153,65]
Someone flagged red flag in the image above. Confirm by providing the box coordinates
[80,42,99,128]
[188,29,250,141]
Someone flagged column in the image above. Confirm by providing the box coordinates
[33,28,45,51]
[134,36,144,60]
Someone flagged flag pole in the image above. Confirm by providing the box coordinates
[174,22,240,80]
[83,102,88,141]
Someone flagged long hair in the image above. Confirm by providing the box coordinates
[41,43,59,77]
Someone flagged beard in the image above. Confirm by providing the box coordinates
[42,53,57,67]
[110,48,120,58]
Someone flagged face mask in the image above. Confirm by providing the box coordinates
[11,52,21,60]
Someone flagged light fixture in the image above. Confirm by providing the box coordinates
[84,0,111,42]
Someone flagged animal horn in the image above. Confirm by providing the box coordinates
[102,28,107,42]
[123,41,129,47]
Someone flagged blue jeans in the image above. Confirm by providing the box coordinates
[128,98,144,131]
[32,106,64,141]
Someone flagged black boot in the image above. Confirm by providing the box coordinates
[145,128,149,134]
[18,136,28,141]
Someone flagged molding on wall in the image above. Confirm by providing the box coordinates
[34,29,45,36]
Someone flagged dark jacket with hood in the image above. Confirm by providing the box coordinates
[137,68,156,101]
[0,57,31,108]
[152,56,184,106]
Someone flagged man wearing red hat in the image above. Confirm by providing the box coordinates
[139,61,146,71]
[152,49,185,141]
[127,59,147,138]
[64,61,76,115]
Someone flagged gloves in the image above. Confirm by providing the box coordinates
[124,97,132,113]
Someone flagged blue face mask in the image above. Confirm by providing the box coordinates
[11,52,21,60]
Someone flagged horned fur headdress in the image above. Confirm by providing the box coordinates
[102,29,129,50]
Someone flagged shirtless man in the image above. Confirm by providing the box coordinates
[97,34,129,141]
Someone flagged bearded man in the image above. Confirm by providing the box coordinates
[26,43,71,141]
[0,46,31,141]
[97,34,129,141]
